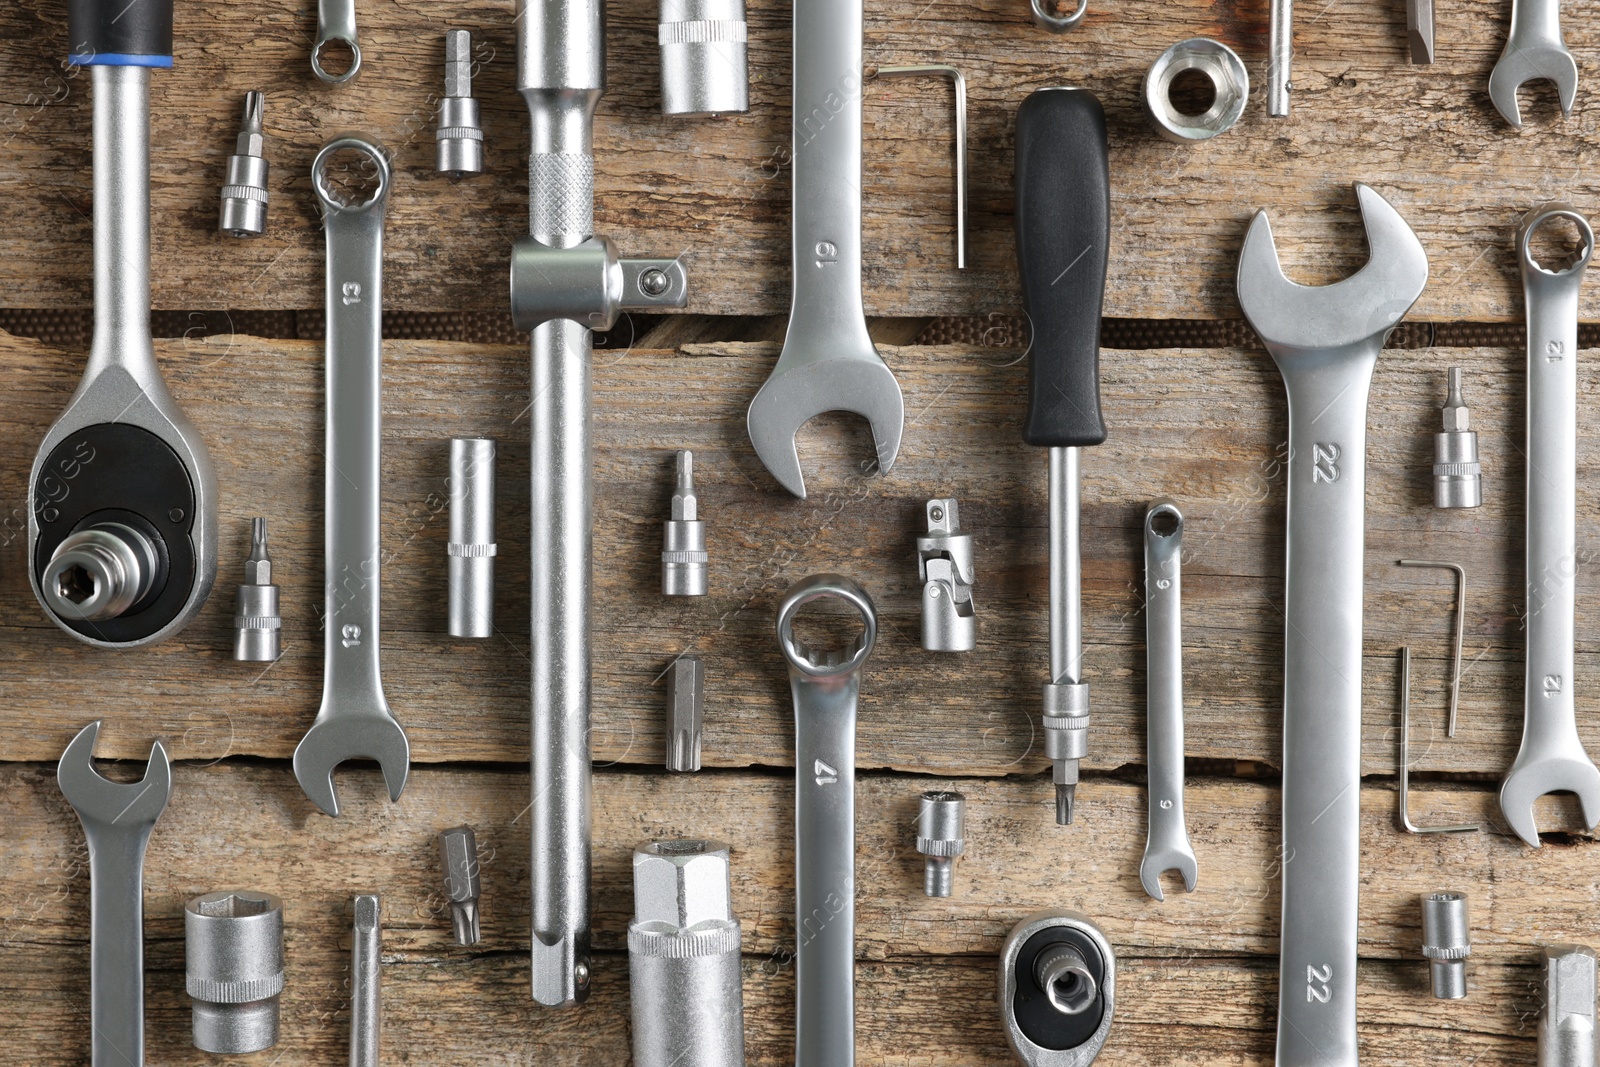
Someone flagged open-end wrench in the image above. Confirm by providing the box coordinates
[745,0,904,499]
[1139,500,1197,901]
[1500,205,1600,848]
[1236,183,1428,1067]
[1488,0,1577,126]
[780,573,877,1067]
[57,721,173,1066]
[292,138,411,817]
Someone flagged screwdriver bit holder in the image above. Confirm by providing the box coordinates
[219,91,269,237]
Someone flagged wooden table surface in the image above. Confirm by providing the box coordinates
[2,0,1598,1061]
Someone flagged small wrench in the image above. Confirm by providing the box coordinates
[57,721,173,1067]
[779,573,877,1067]
[293,137,411,817]
[313,0,361,83]
[1139,500,1197,901]
[1500,204,1600,848]
[1488,0,1576,126]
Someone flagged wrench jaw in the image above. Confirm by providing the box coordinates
[1498,755,1600,848]
[1138,844,1199,902]
[1489,49,1579,127]
[57,721,173,829]
[291,709,411,818]
[747,355,904,500]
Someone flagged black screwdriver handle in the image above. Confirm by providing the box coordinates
[1015,88,1110,449]
[68,0,174,66]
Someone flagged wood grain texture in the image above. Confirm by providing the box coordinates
[0,762,1571,1065]
[0,0,1595,318]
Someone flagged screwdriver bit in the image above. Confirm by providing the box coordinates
[665,654,704,772]
[437,826,482,946]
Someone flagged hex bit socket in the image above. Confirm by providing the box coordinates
[436,30,484,176]
[233,517,282,661]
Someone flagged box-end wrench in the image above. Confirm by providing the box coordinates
[780,573,877,1067]
[1500,205,1600,848]
[57,721,173,1066]
[33,0,218,649]
[1236,183,1428,1067]
[312,0,360,83]
[745,0,904,499]
[1140,500,1197,901]
[292,138,411,818]
[1488,0,1577,126]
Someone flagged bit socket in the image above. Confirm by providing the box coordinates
[436,30,484,177]
[447,438,496,637]
[1420,891,1470,999]
[219,92,269,238]
[915,790,966,897]
[185,891,285,1054]
[661,450,708,596]
[1541,944,1598,1067]
[1433,367,1482,508]
[665,654,705,772]
[233,518,282,662]
[438,826,482,946]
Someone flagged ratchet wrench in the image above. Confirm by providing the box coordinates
[292,138,411,817]
[313,0,361,83]
[780,573,877,1067]
[1139,500,1197,901]
[1500,204,1600,848]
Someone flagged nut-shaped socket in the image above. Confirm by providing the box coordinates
[185,891,285,1054]
[1420,891,1470,999]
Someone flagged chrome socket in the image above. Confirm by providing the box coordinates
[185,891,285,1054]
[447,438,497,638]
[662,450,708,596]
[42,520,160,622]
[436,30,484,177]
[1420,891,1470,999]
[233,517,282,662]
[915,790,966,897]
[659,0,749,116]
[1433,367,1482,508]
[1143,39,1248,142]
[219,91,269,237]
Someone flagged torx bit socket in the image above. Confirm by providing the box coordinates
[233,518,282,662]
[661,450,708,596]
[1433,367,1482,508]
[447,438,496,637]
[437,826,482,946]
[1420,891,1470,999]
[665,654,704,772]
[185,891,285,1054]
[915,790,966,897]
[219,91,269,237]
[436,30,484,177]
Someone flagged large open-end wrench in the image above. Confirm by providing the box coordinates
[1500,205,1600,848]
[293,138,411,818]
[1139,500,1197,901]
[1237,183,1428,1067]
[780,574,877,1067]
[57,721,173,1066]
[745,0,904,499]
[1488,0,1577,126]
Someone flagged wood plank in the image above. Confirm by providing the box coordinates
[0,763,1566,1064]
[0,0,1588,318]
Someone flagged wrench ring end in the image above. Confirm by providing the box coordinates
[777,573,877,677]
[1518,204,1594,278]
[312,136,391,214]
[312,37,362,84]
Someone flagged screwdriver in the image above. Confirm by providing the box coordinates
[1014,88,1110,825]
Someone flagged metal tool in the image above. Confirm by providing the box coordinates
[665,653,705,772]
[57,721,173,1067]
[1143,39,1248,141]
[1397,647,1480,835]
[436,31,483,177]
[447,438,496,638]
[1269,0,1292,114]
[659,0,748,116]
[350,894,381,1067]
[628,840,747,1067]
[1502,204,1600,849]
[1397,559,1468,736]
[1015,88,1110,827]
[1409,0,1435,63]
[1488,0,1577,126]
[292,137,411,818]
[1541,944,1599,1067]
[1236,182,1429,1067]
[219,91,269,237]
[662,450,707,597]
[438,826,482,946]
[869,65,967,268]
[313,0,360,83]
[745,0,903,500]
[1420,891,1470,1000]
[999,911,1115,1066]
[512,0,690,1008]
[1030,0,1088,32]
[1140,500,1197,901]
[781,574,877,1067]
[915,790,966,897]
[918,498,975,652]
[233,518,282,662]
[185,890,285,1053]
[34,0,218,649]
[1433,368,1482,508]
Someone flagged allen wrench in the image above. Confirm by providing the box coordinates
[1397,559,1467,737]
[868,64,967,269]
[1398,647,1480,835]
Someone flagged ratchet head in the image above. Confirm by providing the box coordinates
[1489,42,1577,127]
[57,720,172,831]
[292,708,410,818]
[1138,841,1198,902]
[746,351,903,500]
[776,573,879,677]
[1237,183,1429,363]
[1498,753,1600,848]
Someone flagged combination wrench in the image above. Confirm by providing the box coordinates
[1139,500,1197,901]
[780,573,877,1067]
[57,721,173,1066]
[1488,0,1577,126]
[745,0,904,498]
[1500,204,1600,848]
[33,0,217,648]
[292,138,411,817]
[313,0,361,82]
[1236,183,1428,1067]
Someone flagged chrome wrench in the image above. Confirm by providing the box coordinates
[57,721,173,1066]
[1139,500,1197,901]
[745,0,904,499]
[313,0,361,83]
[779,574,877,1067]
[293,138,411,817]
[1488,0,1576,126]
[1500,204,1600,847]
[1236,183,1428,1067]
